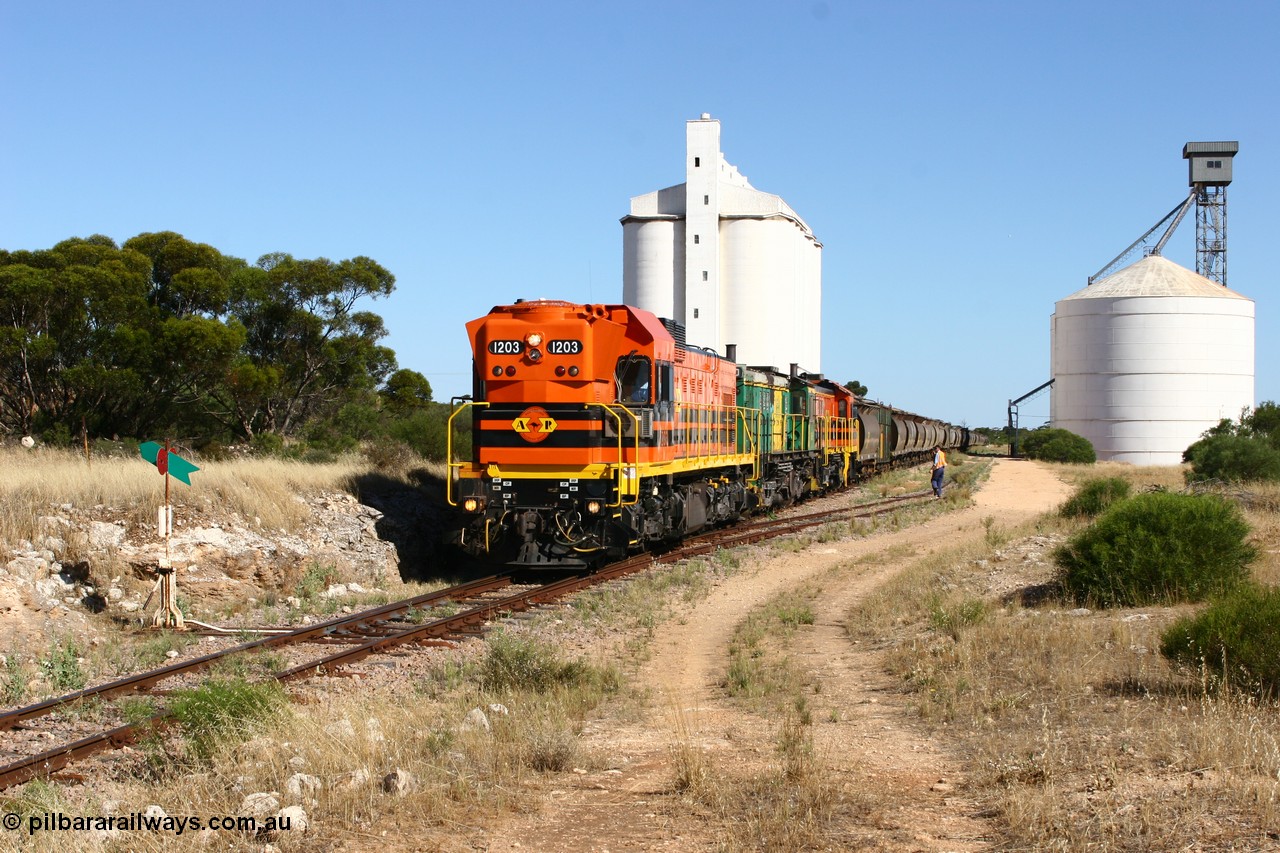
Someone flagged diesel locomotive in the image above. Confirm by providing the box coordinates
[447,299,969,567]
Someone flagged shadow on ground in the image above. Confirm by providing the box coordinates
[350,467,497,585]
[1001,581,1063,608]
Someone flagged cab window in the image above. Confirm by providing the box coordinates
[616,356,651,404]
[657,362,673,403]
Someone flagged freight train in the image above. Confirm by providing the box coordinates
[447,300,971,567]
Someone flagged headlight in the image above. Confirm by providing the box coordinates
[463,498,481,512]
[527,332,543,347]
[586,500,602,514]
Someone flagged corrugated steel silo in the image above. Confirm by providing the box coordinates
[1051,254,1254,465]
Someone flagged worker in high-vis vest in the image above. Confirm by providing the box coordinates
[930,445,947,498]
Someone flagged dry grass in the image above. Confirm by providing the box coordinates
[668,703,714,798]
[847,465,1280,851]
[13,455,1277,850]
[0,444,445,682]
[0,445,411,547]
[865,451,987,499]
[674,713,839,852]
[1234,480,1280,587]
[662,578,853,851]
[1,632,621,853]
[767,458,991,556]
[1055,460,1188,492]
[719,707,839,852]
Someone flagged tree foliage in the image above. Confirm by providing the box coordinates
[381,369,434,415]
[844,379,868,397]
[1183,402,1280,483]
[214,252,396,438]
[1019,427,1095,464]
[0,234,245,439]
[0,233,413,450]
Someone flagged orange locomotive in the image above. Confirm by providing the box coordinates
[448,299,859,567]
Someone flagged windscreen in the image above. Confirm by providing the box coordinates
[616,356,651,404]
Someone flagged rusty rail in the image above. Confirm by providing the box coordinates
[0,574,514,733]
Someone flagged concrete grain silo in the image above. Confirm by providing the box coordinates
[622,115,822,372]
[1050,254,1254,465]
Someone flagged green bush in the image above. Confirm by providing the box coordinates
[169,678,285,760]
[385,403,473,462]
[40,639,86,693]
[1184,434,1280,483]
[362,439,419,472]
[480,633,615,694]
[928,596,987,640]
[1054,492,1255,607]
[1020,428,1095,464]
[1160,584,1280,697]
[300,417,359,456]
[3,655,27,705]
[195,439,230,461]
[294,563,337,602]
[250,432,284,456]
[41,422,75,448]
[1059,477,1132,518]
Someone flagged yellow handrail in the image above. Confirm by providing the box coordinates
[583,402,640,507]
[673,401,742,459]
[784,412,807,451]
[735,406,761,483]
[817,415,857,451]
[446,401,489,507]
[816,414,857,486]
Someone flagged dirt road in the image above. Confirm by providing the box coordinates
[476,459,1071,852]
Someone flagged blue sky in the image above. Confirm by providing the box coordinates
[3,1,1276,429]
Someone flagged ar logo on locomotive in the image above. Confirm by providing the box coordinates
[512,406,557,443]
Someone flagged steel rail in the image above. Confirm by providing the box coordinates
[0,560,657,790]
[752,489,932,530]
[0,574,514,732]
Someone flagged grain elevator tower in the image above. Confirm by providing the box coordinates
[1183,141,1238,286]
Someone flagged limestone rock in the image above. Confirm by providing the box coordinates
[462,707,491,733]
[381,768,415,795]
[274,805,308,834]
[239,792,280,820]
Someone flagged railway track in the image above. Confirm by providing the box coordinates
[0,486,938,790]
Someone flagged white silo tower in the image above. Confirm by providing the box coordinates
[1051,254,1254,465]
[622,115,822,372]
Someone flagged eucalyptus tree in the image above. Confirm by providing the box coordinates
[214,252,397,438]
[0,236,159,437]
[0,233,399,445]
